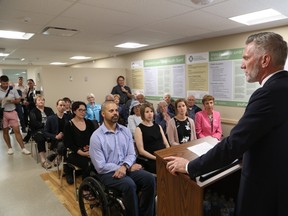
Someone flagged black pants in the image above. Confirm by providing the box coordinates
[33,132,46,152]
[66,153,91,180]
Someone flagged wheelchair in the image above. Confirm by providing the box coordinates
[78,171,126,216]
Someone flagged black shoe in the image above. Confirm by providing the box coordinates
[66,175,74,185]
[47,153,57,163]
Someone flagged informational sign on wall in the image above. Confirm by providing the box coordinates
[131,48,262,107]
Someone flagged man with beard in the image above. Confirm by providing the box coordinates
[165,32,288,216]
[89,101,156,216]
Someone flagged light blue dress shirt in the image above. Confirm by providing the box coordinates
[89,123,136,174]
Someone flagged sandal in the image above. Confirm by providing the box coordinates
[42,161,52,170]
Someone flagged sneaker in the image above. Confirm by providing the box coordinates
[21,148,31,155]
[7,148,14,155]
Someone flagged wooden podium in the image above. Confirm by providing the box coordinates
[155,136,241,216]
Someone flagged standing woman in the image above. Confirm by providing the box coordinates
[64,101,95,183]
[195,95,222,140]
[167,98,197,146]
[134,103,170,174]
[85,93,101,129]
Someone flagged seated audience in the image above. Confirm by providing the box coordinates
[64,101,96,184]
[134,103,170,174]
[114,94,126,125]
[99,94,115,124]
[127,100,142,136]
[85,93,101,129]
[163,93,175,115]
[89,101,156,216]
[167,98,197,146]
[29,96,54,168]
[63,97,73,120]
[195,95,222,140]
[155,100,174,135]
[187,95,202,120]
[44,99,70,163]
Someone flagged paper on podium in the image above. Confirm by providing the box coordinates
[187,142,215,156]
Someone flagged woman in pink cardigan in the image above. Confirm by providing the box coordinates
[195,95,222,140]
[167,98,197,146]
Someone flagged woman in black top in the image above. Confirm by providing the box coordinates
[134,103,170,174]
[29,96,54,169]
[64,101,96,182]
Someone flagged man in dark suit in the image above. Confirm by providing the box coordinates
[164,32,288,216]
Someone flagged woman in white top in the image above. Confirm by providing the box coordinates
[167,98,197,146]
[127,100,142,136]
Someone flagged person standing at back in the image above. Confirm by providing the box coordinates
[111,75,132,105]
[165,32,288,216]
[0,75,30,155]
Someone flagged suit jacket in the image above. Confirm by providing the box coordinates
[195,110,222,140]
[44,113,70,142]
[187,71,288,216]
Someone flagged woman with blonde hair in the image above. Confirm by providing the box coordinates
[85,93,100,129]
[195,95,222,140]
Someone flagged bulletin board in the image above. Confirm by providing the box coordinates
[131,48,261,107]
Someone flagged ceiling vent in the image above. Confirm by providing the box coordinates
[42,26,78,37]
[191,0,214,5]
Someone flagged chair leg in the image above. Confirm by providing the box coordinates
[73,169,78,201]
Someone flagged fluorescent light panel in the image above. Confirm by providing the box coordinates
[70,56,91,60]
[50,62,67,65]
[229,9,287,26]
[0,30,34,40]
[0,53,9,57]
[115,42,148,49]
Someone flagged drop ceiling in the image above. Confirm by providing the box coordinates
[0,0,287,66]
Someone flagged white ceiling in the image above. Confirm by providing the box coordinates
[0,0,288,66]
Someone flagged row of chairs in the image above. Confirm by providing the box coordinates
[29,138,82,200]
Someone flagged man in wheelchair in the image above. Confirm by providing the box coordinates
[89,101,156,216]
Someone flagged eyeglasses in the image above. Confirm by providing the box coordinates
[78,109,87,112]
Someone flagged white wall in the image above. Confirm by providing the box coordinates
[39,66,126,109]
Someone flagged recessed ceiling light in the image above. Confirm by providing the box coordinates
[70,56,92,60]
[50,62,67,65]
[115,42,148,49]
[0,30,34,40]
[229,9,287,26]
[0,53,9,57]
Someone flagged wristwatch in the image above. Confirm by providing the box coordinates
[123,163,130,170]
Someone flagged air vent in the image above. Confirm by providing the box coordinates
[42,26,78,37]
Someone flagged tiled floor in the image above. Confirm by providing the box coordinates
[0,131,71,216]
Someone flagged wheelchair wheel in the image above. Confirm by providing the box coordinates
[78,177,109,216]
